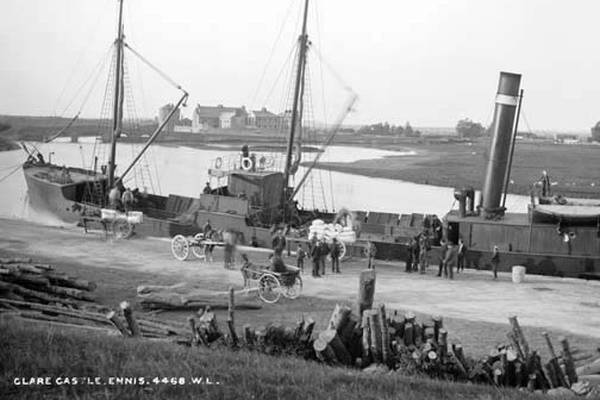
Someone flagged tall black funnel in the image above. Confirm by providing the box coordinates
[481,72,521,219]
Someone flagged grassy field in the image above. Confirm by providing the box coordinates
[315,139,600,198]
[0,319,548,400]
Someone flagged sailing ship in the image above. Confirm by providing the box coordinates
[21,0,354,245]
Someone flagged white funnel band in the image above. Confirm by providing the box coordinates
[496,94,518,106]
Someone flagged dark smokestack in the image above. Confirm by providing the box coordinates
[481,72,521,219]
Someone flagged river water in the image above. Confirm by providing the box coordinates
[0,141,530,224]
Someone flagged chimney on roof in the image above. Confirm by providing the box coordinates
[262,107,267,112]
[218,104,223,108]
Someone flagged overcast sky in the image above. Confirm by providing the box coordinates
[1,0,600,131]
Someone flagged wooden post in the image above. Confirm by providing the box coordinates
[356,270,376,317]
[377,304,390,365]
[403,322,414,347]
[227,287,238,347]
[313,338,339,364]
[559,337,577,385]
[432,315,443,344]
[243,324,255,346]
[188,317,199,345]
[369,310,383,363]
[439,329,448,361]
[507,331,524,360]
[120,301,140,337]
[300,318,315,344]
[106,311,130,337]
[361,311,371,362]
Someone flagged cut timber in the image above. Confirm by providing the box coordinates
[243,324,255,346]
[403,323,414,347]
[507,331,525,360]
[300,318,315,344]
[107,311,130,337]
[439,329,448,360]
[542,332,568,387]
[328,304,352,332]
[576,358,600,376]
[320,329,352,365]
[432,315,443,343]
[356,270,376,317]
[559,337,577,385]
[45,273,97,291]
[120,301,140,337]
[369,311,383,363]
[578,375,600,386]
[45,285,94,302]
[361,311,371,362]
[227,287,238,346]
[0,282,79,306]
[0,299,107,324]
[313,338,338,364]
[0,258,33,264]
[378,304,390,365]
[0,271,50,287]
[188,317,199,345]
[508,316,530,358]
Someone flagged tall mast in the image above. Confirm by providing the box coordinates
[108,0,125,189]
[282,0,310,206]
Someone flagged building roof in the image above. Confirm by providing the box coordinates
[194,104,246,118]
[250,107,277,118]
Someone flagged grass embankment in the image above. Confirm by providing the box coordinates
[0,319,546,400]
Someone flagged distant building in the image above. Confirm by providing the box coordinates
[192,104,247,132]
[247,107,281,130]
[157,103,180,136]
[554,133,581,144]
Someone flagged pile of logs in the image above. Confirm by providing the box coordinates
[0,257,97,307]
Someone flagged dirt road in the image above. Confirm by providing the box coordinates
[1,217,599,338]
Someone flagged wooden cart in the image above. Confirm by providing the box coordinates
[241,265,303,304]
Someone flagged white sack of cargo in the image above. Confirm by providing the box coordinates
[312,219,325,226]
[101,209,118,220]
[127,211,144,224]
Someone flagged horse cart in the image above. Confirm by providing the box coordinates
[242,265,303,304]
[170,233,224,261]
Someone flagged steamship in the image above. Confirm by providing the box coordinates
[357,72,600,279]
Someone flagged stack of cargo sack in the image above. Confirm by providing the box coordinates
[308,220,356,243]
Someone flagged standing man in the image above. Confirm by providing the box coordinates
[311,237,321,278]
[418,232,430,274]
[539,170,551,197]
[330,238,341,274]
[491,245,500,279]
[223,231,236,270]
[405,238,414,273]
[203,220,214,262]
[272,229,286,258]
[437,239,448,277]
[457,238,467,273]
[443,241,458,279]
[296,244,306,273]
[121,187,134,212]
[366,240,377,270]
[203,182,212,194]
[108,185,122,210]
[318,239,329,276]
[411,235,420,272]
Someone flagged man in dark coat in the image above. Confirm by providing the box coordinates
[443,241,457,279]
[318,239,330,276]
[272,229,286,258]
[310,237,321,277]
[491,245,500,279]
[437,239,448,277]
[330,238,341,274]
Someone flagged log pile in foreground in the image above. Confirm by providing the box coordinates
[0,258,97,307]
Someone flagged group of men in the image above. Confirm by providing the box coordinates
[405,230,468,279]
[107,184,138,211]
[300,233,343,278]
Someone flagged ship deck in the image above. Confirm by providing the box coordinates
[446,210,531,226]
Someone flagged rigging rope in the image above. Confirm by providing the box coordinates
[124,43,184,91]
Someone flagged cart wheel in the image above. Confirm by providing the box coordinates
[258,273,281,303]
[171,234,190,261]
[284,276,303,299]
[112,219,133,239]
[191,233,206,260]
